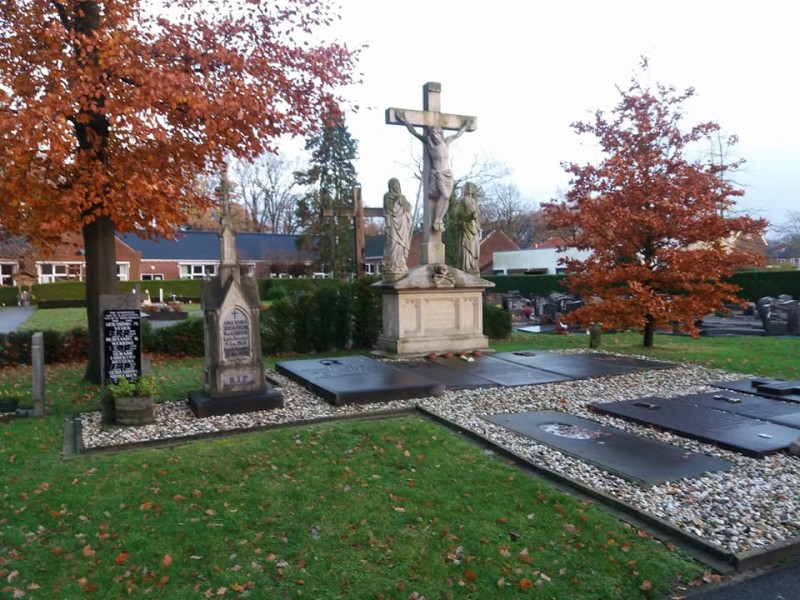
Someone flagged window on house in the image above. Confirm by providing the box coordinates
[142,274,164,281]
[116,263,129,281]
[38,263,83,283]
[1,263,14,286]
[179,263,217,280]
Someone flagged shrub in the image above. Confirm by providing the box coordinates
[483,302,512,339]
[351,276,382,349]
[145,318,204,357]
[0,329,89,367]
[261,297,297,355]
[105,375,158,398]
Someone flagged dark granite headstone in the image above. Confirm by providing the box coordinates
[672,391,800,429]
[591,397,800,457]
[493,351,672,379]
[102,308,142,384]
[275,356,443,406]
[714,379,800,403]
[485,410,731,484]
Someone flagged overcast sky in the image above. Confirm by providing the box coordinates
[286,0,798,234]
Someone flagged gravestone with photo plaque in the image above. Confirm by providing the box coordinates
[188,200,283,417]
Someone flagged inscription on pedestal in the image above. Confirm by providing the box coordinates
[222,307,251,360]
[425,298,457,331]
[103,309,142,384]
[223,372,255,388]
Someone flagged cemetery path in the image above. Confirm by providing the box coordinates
[0,305,35,333]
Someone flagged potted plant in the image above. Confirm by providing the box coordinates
[0,387,23,413]
[104,376,158,426]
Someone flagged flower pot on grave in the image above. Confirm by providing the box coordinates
[105,376,158,426]
[114,396,155,426]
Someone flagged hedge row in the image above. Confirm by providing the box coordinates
[484,270,800,302]
[5,269,796,308]
[1,278,513,365]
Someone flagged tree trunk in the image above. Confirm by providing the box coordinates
[83,215,118,383]
[642,314,655,348]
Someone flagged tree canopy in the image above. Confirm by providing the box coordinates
[294,115,359,277]
[542,61,767,347]
[0,0,358,381]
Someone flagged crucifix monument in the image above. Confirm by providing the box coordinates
[386,81,477,265]
[374,82,492,356]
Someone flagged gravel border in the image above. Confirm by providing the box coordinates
[75,352,800,564]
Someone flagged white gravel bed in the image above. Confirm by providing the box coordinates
[78,353,800,557]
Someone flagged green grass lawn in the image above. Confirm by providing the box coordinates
[2,310,798,597]
[1,415,703,598]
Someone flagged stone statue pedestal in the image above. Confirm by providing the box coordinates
[373,265,493,356]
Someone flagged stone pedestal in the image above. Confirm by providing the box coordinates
[373,264,493,356]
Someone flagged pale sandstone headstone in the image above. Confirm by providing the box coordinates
[188,199,283,417]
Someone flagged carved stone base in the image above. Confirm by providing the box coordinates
[373,265,492,356]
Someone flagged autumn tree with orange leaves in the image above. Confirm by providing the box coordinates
[0,0,357,382]
[542,62,767,347]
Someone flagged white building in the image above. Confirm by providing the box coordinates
[491,247,592,275]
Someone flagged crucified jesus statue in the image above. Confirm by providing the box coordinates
[395,110,473,233]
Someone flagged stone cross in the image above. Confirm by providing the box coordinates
[321,187,383,277]
[386,82,477,265]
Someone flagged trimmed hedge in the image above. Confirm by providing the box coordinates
[484,274,568,296]
[0,328,89,367]
[484,270,800,302]
[0,287,17,306]
[726,270,800,301]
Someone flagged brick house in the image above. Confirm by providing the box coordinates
[0,230,318,285]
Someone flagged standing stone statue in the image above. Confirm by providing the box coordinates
[383,178,412,279]
[458,182,481,274]
[395,110,472,233]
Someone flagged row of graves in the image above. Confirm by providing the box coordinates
[694,294,800,337]
[487,290,584,333]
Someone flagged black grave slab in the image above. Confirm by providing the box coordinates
[714,378,800,403]
[493,351,673,380]
[389,359,498,389]
[275,356,443,406]
[426,355,573,387]
[485,410,730,484]
[591,397,800,457]
[672,391,800,429]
